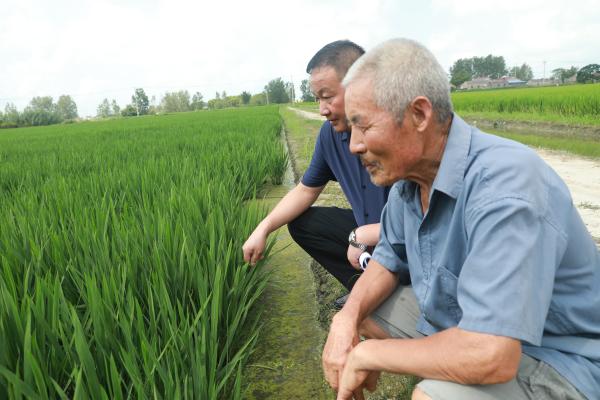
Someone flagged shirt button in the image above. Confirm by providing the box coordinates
[361,184,366,189]
[364,213,369,218]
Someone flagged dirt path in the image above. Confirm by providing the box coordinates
[288,107,600,242]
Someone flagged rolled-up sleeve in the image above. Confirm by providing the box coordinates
[457,196,567,345]
[372,187,409,274]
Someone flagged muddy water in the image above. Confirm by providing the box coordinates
[243,133,331,399]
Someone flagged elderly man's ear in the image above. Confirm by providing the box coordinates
[408,96,434,132]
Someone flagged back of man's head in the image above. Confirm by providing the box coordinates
[344,38,453,124]
[306,40,365,80]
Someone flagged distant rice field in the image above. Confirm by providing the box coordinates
[0,107,286,399]
[452,83,600,126]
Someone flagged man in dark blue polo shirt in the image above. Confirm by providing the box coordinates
[242,40,390,298]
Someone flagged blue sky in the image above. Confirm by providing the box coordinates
[1,0,598,117]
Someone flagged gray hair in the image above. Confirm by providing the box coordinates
[343,38,453,124]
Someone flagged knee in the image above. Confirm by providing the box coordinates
[411,387,431,400]
[287,208,317,240]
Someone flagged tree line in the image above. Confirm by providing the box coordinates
[0,95,78,129]
[1,77,299,129]
[450,54,599,88]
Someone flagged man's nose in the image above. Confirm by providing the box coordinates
[349,128,366,154]
[319,101,329,116]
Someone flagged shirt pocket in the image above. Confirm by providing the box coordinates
[422,265,463,330]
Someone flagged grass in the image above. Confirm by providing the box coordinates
[0,107,286,399]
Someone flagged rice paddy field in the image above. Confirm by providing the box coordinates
[452,83,600,126]
[0,107,287,399]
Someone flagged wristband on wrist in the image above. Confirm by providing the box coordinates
[348,228,368,251]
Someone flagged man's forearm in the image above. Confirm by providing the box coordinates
[354,223,380,247]
[350,327,522,385]
[336,260,398,326]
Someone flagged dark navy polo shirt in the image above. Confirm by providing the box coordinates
[301,121,390,226]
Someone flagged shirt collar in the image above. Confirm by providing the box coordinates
[431,114,472,199]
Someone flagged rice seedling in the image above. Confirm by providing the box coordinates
[0,107,286,399]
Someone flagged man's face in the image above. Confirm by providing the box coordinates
[346,79,422,186]
[310,66,349,132]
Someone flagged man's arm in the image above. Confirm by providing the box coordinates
[347,223,380,269]
[322,260,399,390]
[242,182,324,265]
[336,329,521,400]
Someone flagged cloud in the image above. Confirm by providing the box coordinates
[1,0,598,116]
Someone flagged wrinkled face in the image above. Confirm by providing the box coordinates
[346,79,422,186]
[310,66,349,132]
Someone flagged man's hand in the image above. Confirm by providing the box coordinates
[336,342,380,400]
[322,313,360,392]
[347,244,363,270]
[242,228,268,265]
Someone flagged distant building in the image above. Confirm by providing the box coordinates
[527,77,558,87]
[460,76,527,90]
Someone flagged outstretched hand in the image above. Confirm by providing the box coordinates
[242,228,267,265]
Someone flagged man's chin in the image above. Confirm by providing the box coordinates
[330,120,349,133]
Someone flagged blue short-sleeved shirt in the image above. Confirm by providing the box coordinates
[301,121,390,226]
[373,114,600,399]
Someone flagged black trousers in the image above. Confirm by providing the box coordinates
[288,206,362,290]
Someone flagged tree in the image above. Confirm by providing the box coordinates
[131,88,149,116]
[240,91,251,105]
[121,104,138,117]
[22,96,61,126]
[449,58,473,87]
[249,93,267,106]
[191,92,205,110]
[576,64,600,83]
[56,95,78,120]
[97,98,111,118]
[300,79,315,102]
[552,66,578,83]
[4,103,20,126]
[264,78,290,104]
[472,55,507,79]
[111,99,120,116]
[160,90,191,113]
[509,63,533,81]
[285,82,296,103]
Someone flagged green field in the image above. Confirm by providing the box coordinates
[0,108,286,399]
[452,83,600,126]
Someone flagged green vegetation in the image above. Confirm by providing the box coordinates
[0,107,286,399]
[452,84,600,126]
[489,129,600,159]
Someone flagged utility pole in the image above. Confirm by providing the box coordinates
[543,60,546,83]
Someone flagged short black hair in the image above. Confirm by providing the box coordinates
[305,40,365,79]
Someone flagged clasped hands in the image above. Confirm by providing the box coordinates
[322,314,380,400]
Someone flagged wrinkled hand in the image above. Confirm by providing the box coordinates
[242,229,267,266]
[347,245,363,270]
[322,314,360,393]
[336,343,380,400]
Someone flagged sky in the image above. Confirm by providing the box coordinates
[1,0,598,117]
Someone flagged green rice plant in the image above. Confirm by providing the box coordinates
[452,83,600,126]
[0,107,286,399]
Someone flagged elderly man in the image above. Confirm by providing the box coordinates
[243,40,390,305]
[322,38,599,400]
